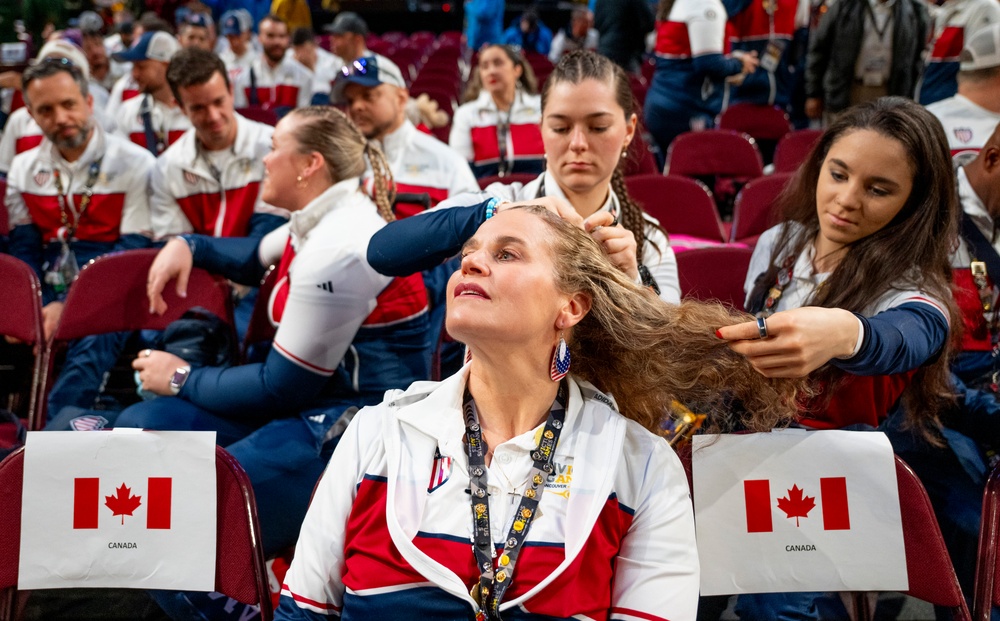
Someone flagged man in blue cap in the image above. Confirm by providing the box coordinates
[177,12,214,51]
[219,9,256,85]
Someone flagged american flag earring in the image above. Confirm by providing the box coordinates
[550,333,570,382]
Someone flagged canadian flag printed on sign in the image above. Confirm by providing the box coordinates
[744,478,850,533]
[73,478,173,529]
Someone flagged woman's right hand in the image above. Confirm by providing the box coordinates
[735,50,759,75]
[147,237,193,315]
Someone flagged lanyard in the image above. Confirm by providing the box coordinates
[464,382,567,621]
[758,255,796,318]
[140,94,167,156]
[495,99,514,178]
[865,1,894,42]
[52,157,103,241]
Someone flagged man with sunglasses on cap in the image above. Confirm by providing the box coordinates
[5,57,155,418]
[111,31,192,156]
[232,14,312,112]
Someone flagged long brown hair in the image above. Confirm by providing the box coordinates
[748,97,959,433]
[541,50,664,259]
[522,205,803,433]
[288,106,396,222]
[462,44,538,104]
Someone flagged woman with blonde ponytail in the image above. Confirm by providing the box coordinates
[118,106,433,562]
[368,50,680,306]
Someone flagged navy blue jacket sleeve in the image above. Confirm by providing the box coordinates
[246,212,289,239]
[692,53,744,81]
[366,199,490,276]
[114,233,152,252]
[830,302,948,376]
[9,223,45,284]
[185,234,269,286]
[179,346,328,418]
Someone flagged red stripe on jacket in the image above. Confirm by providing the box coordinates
[174,182,260,237]
[469,124,545,165]
[15,135,43,155]
[21,192,126,242]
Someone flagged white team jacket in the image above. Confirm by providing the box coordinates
[279,370,699,621]
[151,113,286,239]
[5,123,154,241]
[232,54,314,110]
[448,89,545,171]
[113,94,192,155]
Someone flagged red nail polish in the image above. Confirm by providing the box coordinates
[715,329,723,339]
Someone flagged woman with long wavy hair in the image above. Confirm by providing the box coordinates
[276,205,802,621]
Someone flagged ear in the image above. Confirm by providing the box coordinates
[397,86,410,108]
[86,92,94,116]
[984,144,1000,174]
[513,62,524,81]
[556,291,592,331]
[623,112,637,151]
[300,150,326,179]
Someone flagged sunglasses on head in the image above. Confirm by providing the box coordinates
[341,57,373,78]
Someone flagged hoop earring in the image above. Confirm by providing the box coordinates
[550,333,570,382]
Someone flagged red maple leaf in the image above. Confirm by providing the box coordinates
[776,484,815,527]
[105,483,142,525]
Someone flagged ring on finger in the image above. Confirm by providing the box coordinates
[143,348,153,358]
[610,215,619,227]
[756,316,769,339]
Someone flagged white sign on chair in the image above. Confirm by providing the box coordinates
[693,429,906,595]
[19,429,217,591]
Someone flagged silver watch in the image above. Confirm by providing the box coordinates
[169,366,191,396]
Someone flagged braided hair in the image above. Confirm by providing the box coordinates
[541,50,663,259]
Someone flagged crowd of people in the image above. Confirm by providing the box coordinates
[3,0,1000,620]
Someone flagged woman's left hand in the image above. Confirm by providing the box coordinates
[584,211,640,281]
[717,307,860,378]
[132,349,190,396]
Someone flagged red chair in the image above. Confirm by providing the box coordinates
[410,76,461,98]
[774,129,823,174]
[477,173,538,190]
[665,129,765,179]
[718,103,792,143]
[39,249,234,423]
[974,462,1000,620]
[0,445,273,621]
[626,175,726,243]
[675,246,752,310]
[417,87,458,118]
[665,130,765,218]
[241,267,278,362]
[236,106,278,127]
[0,255,45,429]
[731,173,793,245]
[624,131,659,177]
[680,449,972,620]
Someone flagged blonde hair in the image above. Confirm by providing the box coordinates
[287,106,396,222]
[521,205,803,433]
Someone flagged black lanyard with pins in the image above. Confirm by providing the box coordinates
[464,382,566,621]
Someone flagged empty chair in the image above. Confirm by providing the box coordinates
[0,255,45,429]
[718,103,792,165]
[975,462,1000,620]
[675,246,753,310]
[731,172,794,245]
[774,129,823,174]
[664,129,765,218]
[624,131,659,177]
[626,174,726,245]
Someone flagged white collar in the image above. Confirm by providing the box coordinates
[42,122,105,172]
[377,118,416,163]
[536,170,619,217]
[287,176,364,240]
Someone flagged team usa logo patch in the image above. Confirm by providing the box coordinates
[954,128,974,144]
[183,171,199,185]
[34,170,51,186]
[428,447,452,493]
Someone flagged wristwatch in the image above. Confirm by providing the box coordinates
[638,264,661,295]
[169,366,191,396]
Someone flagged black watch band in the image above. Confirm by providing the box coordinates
[638,264,660,295]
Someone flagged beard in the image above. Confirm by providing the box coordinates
[49,118,94,151]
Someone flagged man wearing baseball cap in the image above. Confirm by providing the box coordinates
[112,31,192,156]
[325,11,372,64]
[928,23,1000,164]
[232,14,312,111]
[219,9,256,85]
[177,12,214,51]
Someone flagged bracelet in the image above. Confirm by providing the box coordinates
[484,197,500,220]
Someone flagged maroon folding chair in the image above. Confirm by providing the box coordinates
[974,462,1000,620]
[417,87,457,118]
[665,130,764,218]
[730,173,794,245]
[39,249,234,424]
[241,267,278,363]
[626,174,726,243]
[624,131,659,177]
[477,173,538,190]
[0,445,273,621]
[236,106,278,127]
[718,103,792,143]
[411,74,461,96]
[409,31,436,50]
[0,255,45,429]
[675,246,752,310]
[774,129,823,174]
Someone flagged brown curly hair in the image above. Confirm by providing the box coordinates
[521,205,803,433]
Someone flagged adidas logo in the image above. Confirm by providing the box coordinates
[309,415,325,424]
[316,281,335,293]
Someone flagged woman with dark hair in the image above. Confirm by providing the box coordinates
[717,96,959,619]
[450,44,545,178]
[379,50,680,305]
[276,205,802,621]
[644,0,759,153]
